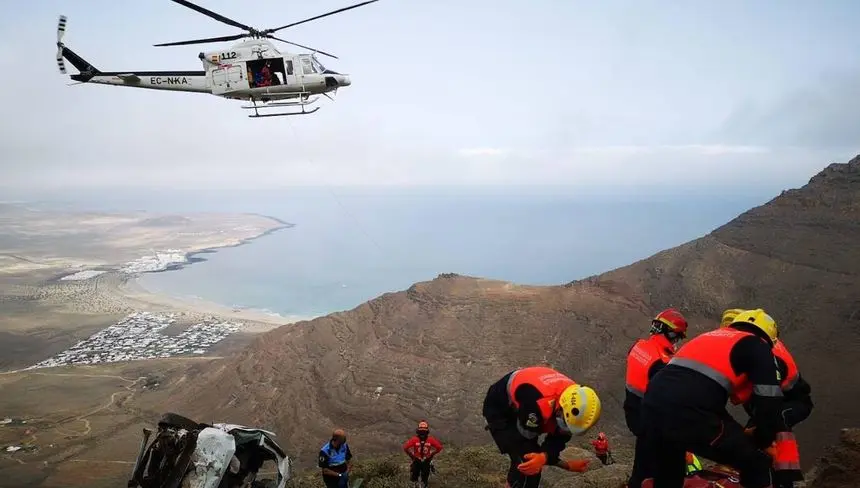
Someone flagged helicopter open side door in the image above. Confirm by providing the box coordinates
[211,64,247,95]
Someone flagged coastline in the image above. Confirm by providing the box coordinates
[114,213,319,327]
[123,275,318,329]
[0,209,317,371]
[114,214,296,275]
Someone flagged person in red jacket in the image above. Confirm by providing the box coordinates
[721,310,812,488]
[591,432,611,465]
[624,308,689,488]
[403,421,443,488]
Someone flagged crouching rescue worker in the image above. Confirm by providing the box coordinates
[722,309,813,488]
[591,432,610,465]
[639,309,798,488]
[624,308,689,488]
[482,365,599,488]
[319,429,353,488]
[403,421,443,488]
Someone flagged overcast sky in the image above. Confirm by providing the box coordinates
[2,0,859,192]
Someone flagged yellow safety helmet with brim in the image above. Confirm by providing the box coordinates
[730,308,778,343]
[556,384,601,436]
[720,308,746,327]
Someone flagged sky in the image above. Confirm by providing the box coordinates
[2,0,860,193]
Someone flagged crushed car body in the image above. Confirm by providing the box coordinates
[128,412,291,488]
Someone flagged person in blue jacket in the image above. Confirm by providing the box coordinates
[319,428,353,488]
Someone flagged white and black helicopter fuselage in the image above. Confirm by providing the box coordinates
[56,0,375,117]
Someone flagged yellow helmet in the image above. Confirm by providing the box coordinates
[720,308,746,327]
[557,384,601,436]
[730,308,778,343]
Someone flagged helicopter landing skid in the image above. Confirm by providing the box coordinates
[248,108,320,118]
[244,96,321,118]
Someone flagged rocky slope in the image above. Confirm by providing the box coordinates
[806,428,860,488]
[173,155,860,469]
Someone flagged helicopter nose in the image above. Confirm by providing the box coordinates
[337,74,351,87]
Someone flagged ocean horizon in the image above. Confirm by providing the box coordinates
[13,186,767,318]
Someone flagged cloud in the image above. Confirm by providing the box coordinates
[717,70,860,149]
[567,144,771,157]
[458,147,510,157]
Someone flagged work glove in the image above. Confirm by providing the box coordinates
[559,459,590,472]
[765,442,777,459]
[337,472,349,488]
[517,452,547,476]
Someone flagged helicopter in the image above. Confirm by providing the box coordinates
[55,0,378,118]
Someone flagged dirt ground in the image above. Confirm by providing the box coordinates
[0,359,216,488]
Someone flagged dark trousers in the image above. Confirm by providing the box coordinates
[487,423,542,488]
[410,459,432,484]
[483,373,544,488]
[627,435,651,488]
[322,474,342,488]
[639,402,773,488]
[626,405,649,488]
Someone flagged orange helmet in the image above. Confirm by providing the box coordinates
[651,308,688,342]
[417,421,430,433]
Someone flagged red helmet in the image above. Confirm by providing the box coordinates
[652,308,688,340]
[417,421,430,433]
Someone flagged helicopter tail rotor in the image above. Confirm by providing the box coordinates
[56,15,67,74]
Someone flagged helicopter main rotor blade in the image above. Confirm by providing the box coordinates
[268,36,339,59]
[154,33,248,47]
[169,0,253,32]
[266,0,379,33]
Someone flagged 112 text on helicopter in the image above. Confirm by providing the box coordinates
[56,0,378,118]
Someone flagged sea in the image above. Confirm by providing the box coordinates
[14,186,765,319]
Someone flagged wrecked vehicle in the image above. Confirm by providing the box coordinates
[128,412,291,488]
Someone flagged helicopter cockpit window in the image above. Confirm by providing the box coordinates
[301,57,317,75]
[247,57,288,88]
[312,57,326,73]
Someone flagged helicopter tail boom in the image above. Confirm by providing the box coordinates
[55,15,208,93]
[61,47,102,81]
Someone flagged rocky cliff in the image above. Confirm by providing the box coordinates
[172,155,860,469]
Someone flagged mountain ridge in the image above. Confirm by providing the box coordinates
[172,154,860,470]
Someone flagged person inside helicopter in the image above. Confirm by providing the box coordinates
[248,58,286,88]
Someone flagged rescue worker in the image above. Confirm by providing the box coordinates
[403,420,443,488]
[482,365,599,488]
[624,308,689,488]
[720,309,812,487]
[719,311,812,488]
[685,452,703,476]
[318,428,353,488]
[591,432,610,465]
[638,308,795,488]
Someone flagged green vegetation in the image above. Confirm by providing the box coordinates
[286,444,630,488]
[286,445,507,488]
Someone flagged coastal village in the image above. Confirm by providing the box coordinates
[27,311,244,369]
